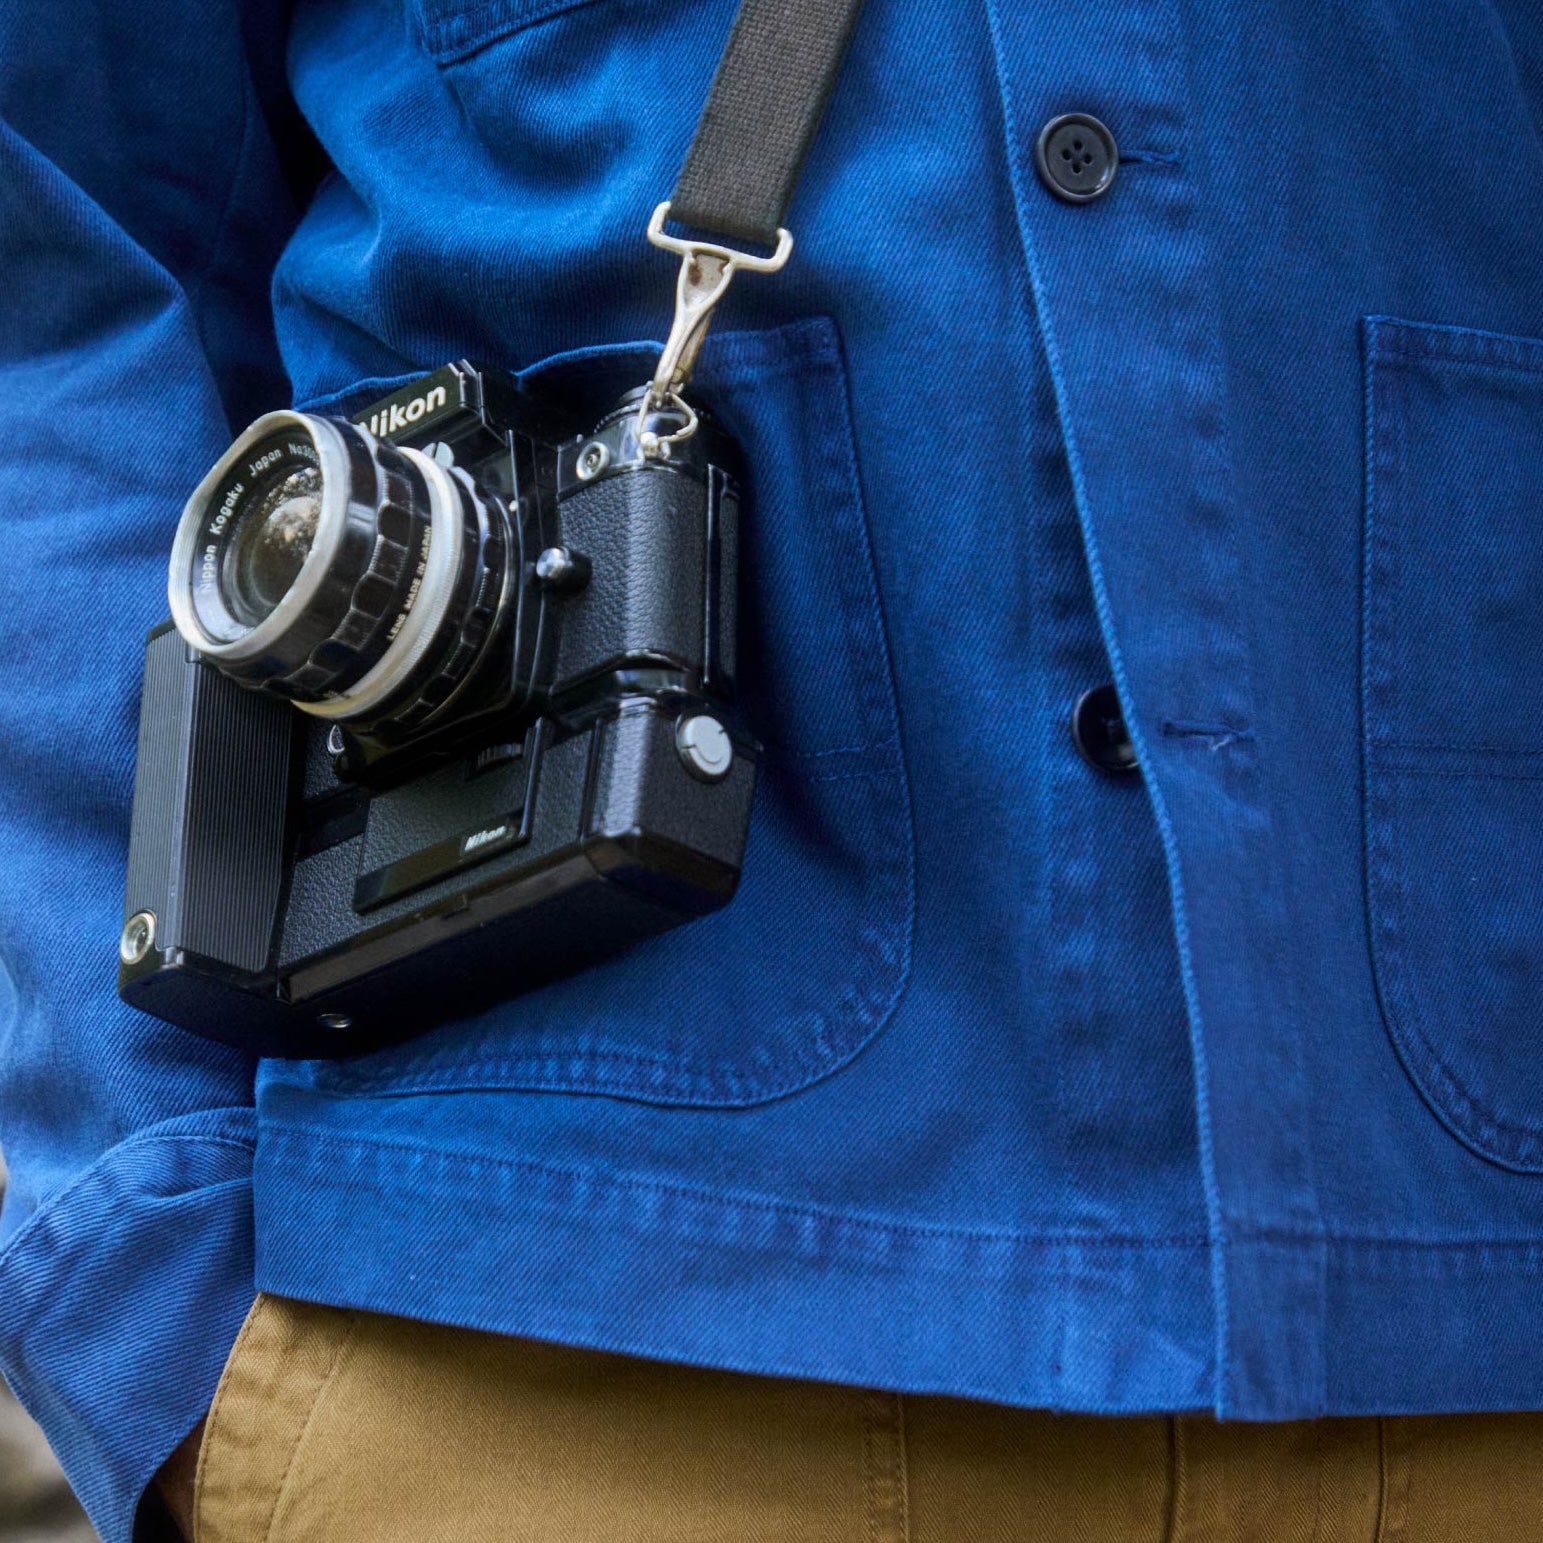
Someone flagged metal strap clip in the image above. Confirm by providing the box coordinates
[636,201,792,459]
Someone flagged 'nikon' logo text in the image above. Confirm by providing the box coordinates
[462,824,510,855]
[369,384,448,438]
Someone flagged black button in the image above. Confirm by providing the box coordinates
[1035,113,1119,203]
[1072,684,1139,776]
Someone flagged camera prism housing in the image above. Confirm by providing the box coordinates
[119,362,755,1058]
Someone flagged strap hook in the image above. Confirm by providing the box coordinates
[636,201,792,459]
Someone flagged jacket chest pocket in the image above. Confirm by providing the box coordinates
[1363,317,1543,1171]
[305,318,913,1108]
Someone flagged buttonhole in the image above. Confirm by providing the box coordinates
[1161,719,1255,751]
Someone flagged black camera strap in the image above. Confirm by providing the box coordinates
[673,0,867,248]
[636,0,866,457]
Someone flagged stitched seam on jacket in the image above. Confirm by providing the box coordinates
[1374,347,1543,375]
[260,1120,1213,1250]
[418,0,700,67]
[260,1122,1543,1254]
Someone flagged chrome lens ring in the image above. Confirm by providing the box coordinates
[170,412,347,660]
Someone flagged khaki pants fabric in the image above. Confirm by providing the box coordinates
[194,1294,1543,1543]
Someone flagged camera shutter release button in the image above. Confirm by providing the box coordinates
[676,715,733,782]
[1072,684,1139,776]
[1035,113,1119,203]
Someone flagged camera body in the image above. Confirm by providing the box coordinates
[118,363,754,1058]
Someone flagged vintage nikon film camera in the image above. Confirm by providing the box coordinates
[117,363,754,1058]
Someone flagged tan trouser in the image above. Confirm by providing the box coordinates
[194,1294,1543,1543]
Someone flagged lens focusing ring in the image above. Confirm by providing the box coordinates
[297,449,508,734]
[281,432,433,702]
[170,412,437,703]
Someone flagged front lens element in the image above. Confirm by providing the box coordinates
[171,418,335,654]
[221,460,324,625]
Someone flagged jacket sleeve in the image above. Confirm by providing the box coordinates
[0,5,310,1538]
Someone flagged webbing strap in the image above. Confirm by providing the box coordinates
[670,0,867,248]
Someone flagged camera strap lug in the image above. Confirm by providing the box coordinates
[636,203,792,459]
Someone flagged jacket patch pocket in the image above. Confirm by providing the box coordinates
[1363,317,1543,1171]
[307,318,913,1107]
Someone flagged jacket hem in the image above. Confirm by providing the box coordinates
[253,1117,1216,1414]
[254,1118,1543,1418]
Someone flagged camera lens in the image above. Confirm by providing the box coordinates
[169,410,509,730]
[221,461,324,625]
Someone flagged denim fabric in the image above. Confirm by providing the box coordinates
[1,2,1542,1540]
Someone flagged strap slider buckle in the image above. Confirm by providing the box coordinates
[637,201,793,459]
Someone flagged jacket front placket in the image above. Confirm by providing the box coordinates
[982,0,1327,1417]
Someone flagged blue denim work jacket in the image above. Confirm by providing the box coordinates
[3,1,1543,1537]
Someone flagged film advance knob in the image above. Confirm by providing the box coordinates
[676,714,733,782]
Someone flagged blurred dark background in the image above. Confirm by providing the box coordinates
[0,1390,96,1543]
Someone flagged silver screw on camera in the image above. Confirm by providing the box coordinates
[576,441,610,481]
[675,714,733,782]
[119,910,157,966]
[317,1011,353,1031]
